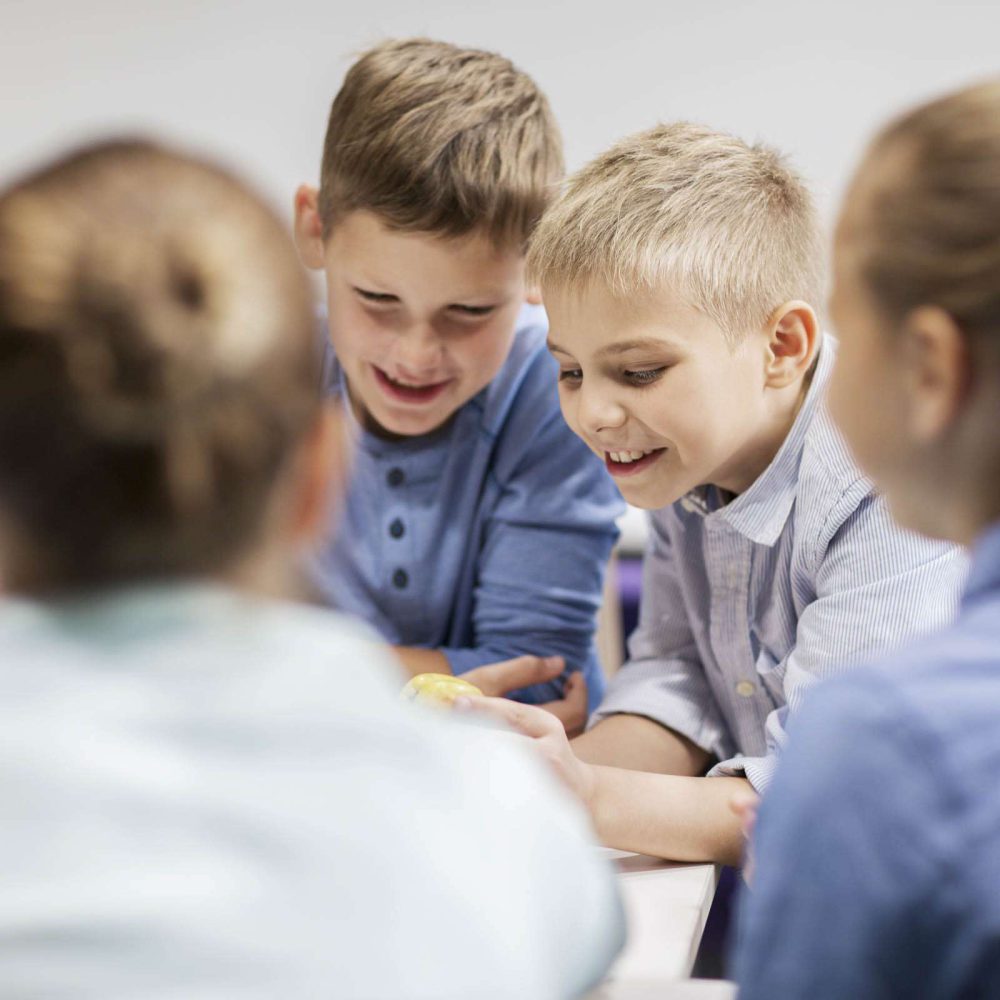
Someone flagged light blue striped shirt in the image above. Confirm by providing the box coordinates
[591,337,968,790]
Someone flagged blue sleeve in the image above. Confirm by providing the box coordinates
[733,675,954,1000]
[440,352,623,712]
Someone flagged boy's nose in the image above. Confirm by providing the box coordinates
[394,325,444,376]
[575,386,627,437]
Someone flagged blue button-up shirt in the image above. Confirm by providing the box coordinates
[591,337,967,788]
[735,520,1000,1000]
[310,305,624,710]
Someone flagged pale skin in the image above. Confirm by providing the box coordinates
[828,161,1000,548]
[466,287,822,865]
[291,190,589,731]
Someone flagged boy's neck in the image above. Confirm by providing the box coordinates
[712,370,814,498]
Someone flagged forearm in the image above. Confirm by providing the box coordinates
[572,713,712,776]
[589,765,750,865]
[393,646,450,679]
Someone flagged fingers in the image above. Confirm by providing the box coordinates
[540,672,589,737]
[455,694,565,741]
[465,654,565,698]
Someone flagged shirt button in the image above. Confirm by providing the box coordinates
[392,568,409,589]
[735,680,756,698]
[386,467,405,488]
[389,518,405,539]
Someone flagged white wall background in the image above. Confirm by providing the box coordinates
[3,0,999,227]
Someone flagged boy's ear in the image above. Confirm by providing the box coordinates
[763,301,820,389]
[293,185,327,271]
[900,305,970,444]
[525,285,543,306]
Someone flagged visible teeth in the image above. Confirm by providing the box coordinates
[609,449,653,464]
[390,374,430,388]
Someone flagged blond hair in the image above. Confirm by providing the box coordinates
[318,37,563,249]
[848,78,1000,361]
[0,139,319,593]
[528,122,824,338]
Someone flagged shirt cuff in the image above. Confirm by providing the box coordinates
[709,753,778,794]
[588,665,730,761]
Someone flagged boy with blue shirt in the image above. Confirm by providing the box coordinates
[466,122,966,864]
[735,79,1000,998]
[293,38,622,716]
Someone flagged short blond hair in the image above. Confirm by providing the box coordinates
[318,38,563,249]
[0,139,318,593]
[528,122,824,338]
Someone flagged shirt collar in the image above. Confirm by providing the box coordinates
[962,520,1000,606]
[687,334,836,546]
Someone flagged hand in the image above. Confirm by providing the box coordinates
[455,694,597,809]
[463,655,589,736]
[540,670,588,738]
[729,788,760,884]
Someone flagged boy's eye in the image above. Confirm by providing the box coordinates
[448,304,495,317]
[623,367,667,387]
[354,287,397,305]
[558,368,583,385]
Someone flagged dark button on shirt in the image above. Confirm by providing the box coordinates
[386,468,405,488]
[389,519,405,539]
[392,568,409,590]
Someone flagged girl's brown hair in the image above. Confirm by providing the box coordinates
[0,140,319,593]
[851,78,1000,359]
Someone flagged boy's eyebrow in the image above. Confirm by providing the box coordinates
[598,338,682,356]
[547,336,682,356]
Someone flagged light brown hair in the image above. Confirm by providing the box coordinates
[317,38,563,249]
[527,122,824,340]
[0,139,319,593]
[847,78,1000,364]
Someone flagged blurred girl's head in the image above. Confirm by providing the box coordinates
[0,140,339,596]
[829,79,1000,544]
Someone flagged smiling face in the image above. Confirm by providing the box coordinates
[317,210,529,437]
[544,282,797,508]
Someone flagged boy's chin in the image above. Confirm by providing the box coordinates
[358,393,464,439]
[615,478,685,510]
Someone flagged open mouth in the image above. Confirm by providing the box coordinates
[372,365,451,405]
[604,448,667,477]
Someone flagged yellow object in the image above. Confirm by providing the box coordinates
[401,673,483,707]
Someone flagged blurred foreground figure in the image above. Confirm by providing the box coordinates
[0,140,623,999]
[735,78,1000,1000]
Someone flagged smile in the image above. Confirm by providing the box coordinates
[604,448,667,476]
[372,365,452,405]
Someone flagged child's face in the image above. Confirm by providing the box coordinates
[828,231,902,494]
[544,282,782,509]
[827,203,935,536]
[317,211,529,437]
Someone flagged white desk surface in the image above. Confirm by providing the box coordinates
[586,848,726,1000]
[589,982,736,1000]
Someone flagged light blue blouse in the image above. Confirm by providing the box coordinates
[310,305,625,711]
